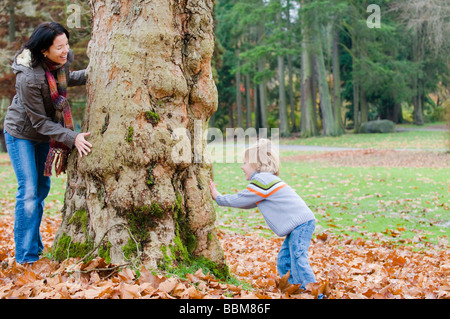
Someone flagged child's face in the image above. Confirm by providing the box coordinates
[241,161,257,181]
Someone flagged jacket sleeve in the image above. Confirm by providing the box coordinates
[66,50,86,87]
[215,187,262,209]
[17,72,78,148]
[68,70,86,87]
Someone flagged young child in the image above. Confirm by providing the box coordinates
[209,138,316,289]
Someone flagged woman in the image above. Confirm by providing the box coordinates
[3,22,92,265]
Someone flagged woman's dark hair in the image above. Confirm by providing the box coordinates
[23,22,70,68]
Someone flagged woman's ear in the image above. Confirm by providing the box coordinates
[41,49,48,57]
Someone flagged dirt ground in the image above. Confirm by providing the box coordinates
[282,149,450,169]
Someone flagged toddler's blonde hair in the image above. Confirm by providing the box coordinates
[243,138,280,176]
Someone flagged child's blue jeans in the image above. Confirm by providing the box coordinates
[277,219,316,288]
[4,131,51,264]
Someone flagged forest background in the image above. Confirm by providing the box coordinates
[1,0,449,140]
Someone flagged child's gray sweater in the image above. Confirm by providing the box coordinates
[215,172,315,237]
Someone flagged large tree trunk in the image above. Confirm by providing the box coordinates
[53,0,228,277]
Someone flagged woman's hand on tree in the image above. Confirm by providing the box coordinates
[75,132,92,158]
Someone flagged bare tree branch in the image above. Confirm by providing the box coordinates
[390,0,450,55]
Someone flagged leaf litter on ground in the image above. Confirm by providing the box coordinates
[0,211,448,299]
[0,150,449,299]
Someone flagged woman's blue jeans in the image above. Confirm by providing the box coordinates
[277,219,316,288]
[4,131,51,264]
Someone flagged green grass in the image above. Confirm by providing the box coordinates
[280,130,449,150]
[158,257,254,291]
[396,122,448,129]
[0,157,67,216]
[0,129,448,249]
[212,162,449,246]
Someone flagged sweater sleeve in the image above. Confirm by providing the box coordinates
[215,187,262,209]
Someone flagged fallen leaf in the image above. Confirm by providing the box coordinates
[158,278,178,294]
[15,270,36,286]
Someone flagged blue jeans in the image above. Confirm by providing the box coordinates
[277,219,316,288]
[4,131,51,264]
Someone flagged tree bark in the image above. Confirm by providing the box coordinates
[331,24,345,134]
[53,0,228,277]
[412,28,424,125]
[8,1,16,43]
[352,32,360,132]
[257,20,268,129]
[258,58,268,129]
[276,8,289,137]
[312,22,339,136]
[353,71,360,132]
[235,49,243,128]
[287,54,296,132]
[278,54,289,136]
[300,32,318,138]
[254,83,261,129]
[286,0,297,132]
[245,73,252,129]
[360,86,368,124]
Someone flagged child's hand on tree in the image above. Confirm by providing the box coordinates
[209,180,220,200]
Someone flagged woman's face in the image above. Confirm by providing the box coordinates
[42,33,69,65]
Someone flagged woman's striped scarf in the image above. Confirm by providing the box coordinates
[43,59,74,177]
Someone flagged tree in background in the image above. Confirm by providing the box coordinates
[1,0,449,140]
[213,0,449,135]
[305,0,343,136]
[338,0,446,130]
[299,0,318,137]
[392,0,450,125]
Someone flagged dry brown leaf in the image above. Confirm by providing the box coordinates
[140,282,157,297]
[0,199,448,300]
[171,282,187,298]
[83,287,102,299]
[119,282,141,299]
[136,267,165,288]
[158,278,178,294]
[15,270,36,286]
[277,271,290,292]
[117,268,135,283]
